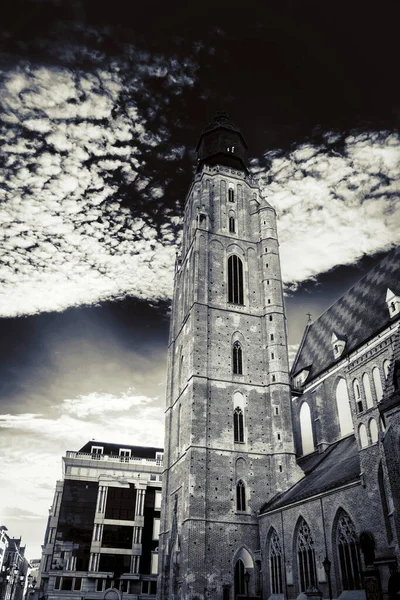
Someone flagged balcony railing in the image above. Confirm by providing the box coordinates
[65,451,163,467]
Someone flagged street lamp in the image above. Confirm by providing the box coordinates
[322,556,332,600]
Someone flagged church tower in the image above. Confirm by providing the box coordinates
[159,114,301,600]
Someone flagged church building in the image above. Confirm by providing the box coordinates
[158,114,400,600]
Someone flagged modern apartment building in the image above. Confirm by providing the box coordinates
[37,441,163,600]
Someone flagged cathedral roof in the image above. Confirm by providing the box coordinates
[260,434,360,513]
[291,246,400,382]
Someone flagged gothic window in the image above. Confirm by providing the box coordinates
[372,367,383,402]
[369,418,378,444]
[362,373,373,408]
[228,188,235,203]
[236,480,246,511]
[297,519,317,592]
[359,423,368,448]
[336,378,354,436]
[269,531,283,594]
[336,511,362,590]
[232,342,243,374]
[353,379,363,413]
[234,408,244,443]
[228,255,244,305]
[383,359,390,379]
[234,559,245,597]
[229,216,236,233]
[299,402,314,455]
[360,533,375,567]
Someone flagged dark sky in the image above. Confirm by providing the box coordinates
[0,0,399,557]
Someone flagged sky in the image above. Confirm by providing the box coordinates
[0,0,399,559]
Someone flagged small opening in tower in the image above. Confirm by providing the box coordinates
[269,315,273,321]
[279,465,283,472]
[271,352,275,359]
[277,433,281,440]
[270,334,274,341]
[228,188,235,202]
[272,375,276,383]
[229,217,236,233]
[275,406,279,414]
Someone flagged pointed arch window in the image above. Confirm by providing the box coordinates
[234,559,245,597]
[362,373,373,408]
[228,255,244,305]
[269,531,283,594]
[236,480,246,511]
[297,519,317,592]
[336,378,354,436]
[299,402,314,455]
[234,408,244,443]
[336,511,362,590]
[232,342,243,375]
[372,367,383,402]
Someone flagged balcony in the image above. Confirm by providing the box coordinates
[65,452,163,467]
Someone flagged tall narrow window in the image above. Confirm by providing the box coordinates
[229,216,236,233]
[269,531,283,594]
[297,519,317,592]
[362,373,373,408]
[228,255,244,305]
[234,408,244,443]
[336,511,362,590]
[234,559,245,597]
[300,402,314,455]
[336,378,354,436]
[236,480,246,511]
[177,404,181,451]
[359,423,368,448]
[228,188,235,203]
[372,367,383,402]
[232,342,243,374]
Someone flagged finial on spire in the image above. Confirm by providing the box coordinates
[307,312,313,323]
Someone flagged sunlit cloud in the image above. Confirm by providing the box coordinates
[252,130,400,289]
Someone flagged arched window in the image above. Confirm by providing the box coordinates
[234,559,245,597]
[336,378,354,436]
[228,188,235,203]
[229,216,236,233]
[236,480,246,511]
[359,423,368,448]
[232,342,243,375]
[362,373,373,408]
[369,418,378,444]
[360,532,375,567]
[234,408,244,443]
[228,255,244,305]
[297,519,317,591]
[269,531,283,594]
[372,367,383,402]
[383,359,390,379]
[299,402,314,455]
[336,511,362,590]
[353,379,363,412]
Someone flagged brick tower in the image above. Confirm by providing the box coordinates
[158,114,301,600]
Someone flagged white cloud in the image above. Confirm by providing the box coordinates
[253,130,400,288]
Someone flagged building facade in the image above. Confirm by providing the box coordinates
[0,535,29,600]
[37,442,163,600]
[158,114,400,600]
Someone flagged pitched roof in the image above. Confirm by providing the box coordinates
[260,435,360,513]
[291,247,400,381]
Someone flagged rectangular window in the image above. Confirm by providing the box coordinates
[152,518,160,540]
[271,352,275,359]
[119,448,131,462]
[74,578,82,591]
[54,577,61,590]
[150,474,156,481]
[154,491,162,511]
[61,578,73,591]
[275,406,279,415]
[96,579,104,592]
[102,525,133,549]
[105,486,136,521]
[151,552,159,575]
[142,581,149,594]
[91,446,103,458]
[150,581,157,594]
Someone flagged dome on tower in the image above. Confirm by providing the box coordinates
[196,112,249,173]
